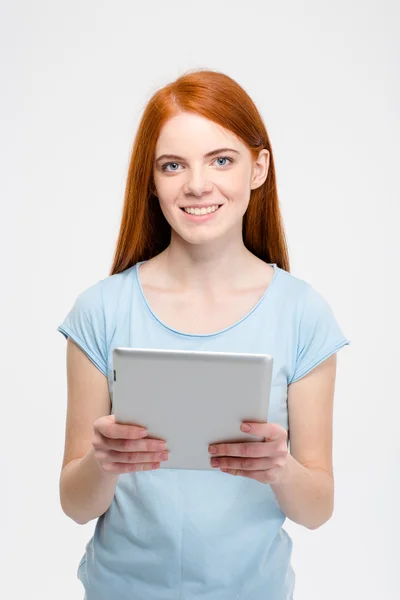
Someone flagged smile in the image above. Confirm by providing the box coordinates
[179,204,223,221]
[180,204,222,215]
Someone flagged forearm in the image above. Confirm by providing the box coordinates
[59,447,119,525]
[270,453,334,529]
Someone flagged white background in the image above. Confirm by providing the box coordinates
[1,0,399,598]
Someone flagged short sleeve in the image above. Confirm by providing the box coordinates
[57,281,108,377]
[288,285,351,384]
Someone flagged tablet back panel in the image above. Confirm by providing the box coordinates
[112,348,273,470]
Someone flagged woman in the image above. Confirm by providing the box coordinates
[57,69,350,600]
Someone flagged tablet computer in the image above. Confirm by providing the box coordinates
[112,347,273,470]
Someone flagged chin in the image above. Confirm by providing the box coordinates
[177,228,227,246]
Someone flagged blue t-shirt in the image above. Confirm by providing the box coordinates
[57,261,350,600]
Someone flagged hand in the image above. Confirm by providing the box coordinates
[208,421,288,484]
[92,415,169,474]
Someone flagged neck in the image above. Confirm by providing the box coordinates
[159,233,257,292]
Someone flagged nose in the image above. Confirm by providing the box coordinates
[184,167,214,197]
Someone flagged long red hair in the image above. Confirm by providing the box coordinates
[109,69,290,276]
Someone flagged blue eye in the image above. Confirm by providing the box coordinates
[162,162,180,172]
[215,156,233,167]
[161,156,234,172]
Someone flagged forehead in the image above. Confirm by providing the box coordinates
[155,112,243,154]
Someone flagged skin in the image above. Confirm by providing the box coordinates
[147,111,289,484]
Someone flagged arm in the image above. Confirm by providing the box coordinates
[270,353,337,529]
[59,338,118,525]
[270,454,334,530]
[208,354,337,529]
[60,447,119,525]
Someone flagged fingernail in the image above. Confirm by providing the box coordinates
[209,446,217,454]
[241,424,251,432]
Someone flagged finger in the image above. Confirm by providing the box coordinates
[241,421,286,442]
[211,456,278,471]
[97,416,148,440]
[99,450,169,464]
[209,440,280,458]
[97,433,166,452]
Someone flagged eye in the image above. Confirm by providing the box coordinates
[214,156,233,167]
[161,162,180,172]
[161,156,234,172]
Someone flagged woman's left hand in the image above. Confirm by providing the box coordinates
[208,422,289,484]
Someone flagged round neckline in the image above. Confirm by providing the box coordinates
[134,260,280,338]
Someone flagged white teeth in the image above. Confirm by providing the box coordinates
[183,204,220,215]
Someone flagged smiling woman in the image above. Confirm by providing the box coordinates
[57,68,350,600]
[150,112,269,247]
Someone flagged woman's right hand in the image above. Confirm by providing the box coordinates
[92,414,169,473]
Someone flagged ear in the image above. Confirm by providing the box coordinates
[250,149,270,190]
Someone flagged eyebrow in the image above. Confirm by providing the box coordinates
[155,147,240,164]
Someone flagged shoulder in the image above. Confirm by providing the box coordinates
[57,265,140,377]
[280,268,350,384]
[275,266,341,331]
[71,265,137,319]
[275,265,312,307]
[99,265,137,302]
[86,264,137,297]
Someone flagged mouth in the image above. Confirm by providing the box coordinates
[179,203,223,222]
[179,204,223,215]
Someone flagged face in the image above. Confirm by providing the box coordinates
[152,112,269,247]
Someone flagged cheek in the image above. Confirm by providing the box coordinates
[155,185,177,210]
[222,174,251,211]
[222,166,251,195]
[157,199,176,226]
[155,179,180,207]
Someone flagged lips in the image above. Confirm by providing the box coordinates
[179,204,223,221]
[179,204,223,210]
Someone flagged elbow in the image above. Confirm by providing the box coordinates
[60,494,92,525]
[307,480,335,530]
[73,516,90,526]
[59,473,92,525]
[306,508,334,530]
[60,502,88,525]
[60,497,106,525]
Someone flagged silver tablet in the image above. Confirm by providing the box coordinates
[112,347,273,470]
